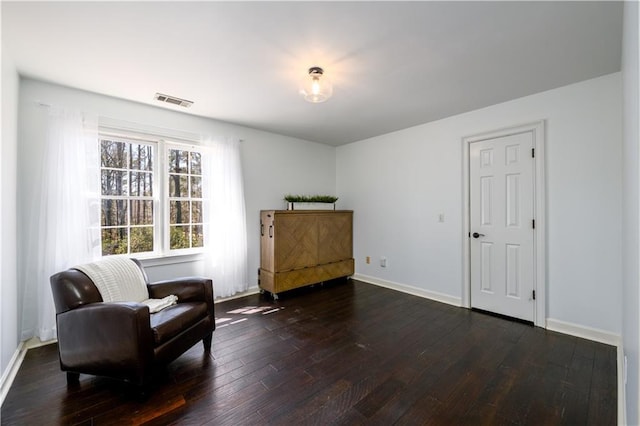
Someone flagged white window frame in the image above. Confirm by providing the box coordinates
[163,142,206,255]
[98,129,207,259]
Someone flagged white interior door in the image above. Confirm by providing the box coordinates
[469,131,535,321]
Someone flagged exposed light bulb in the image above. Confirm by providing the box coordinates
[312,78,321,95]
[300,66,332,103]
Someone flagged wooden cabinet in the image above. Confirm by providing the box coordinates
[259,210,354,298]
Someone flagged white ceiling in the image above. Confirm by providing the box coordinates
[2,1,623,146]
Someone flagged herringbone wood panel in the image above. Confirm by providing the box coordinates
[274,214,318,271]
[318,214,352,264]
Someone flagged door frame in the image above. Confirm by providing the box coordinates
[462,121,546,327]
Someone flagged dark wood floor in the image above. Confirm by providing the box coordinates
[2,279,616,425]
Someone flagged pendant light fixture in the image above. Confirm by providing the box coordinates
[300,66,332,103]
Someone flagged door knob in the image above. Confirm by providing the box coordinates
[472,232,485,238]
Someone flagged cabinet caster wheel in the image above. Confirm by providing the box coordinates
[259,288,265,294]
[272,293,279,300]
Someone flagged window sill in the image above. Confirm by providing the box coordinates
[136,252,204,268]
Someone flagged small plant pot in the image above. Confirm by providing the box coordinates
[287,202,336,211]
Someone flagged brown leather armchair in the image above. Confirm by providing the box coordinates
[49,259,215,390]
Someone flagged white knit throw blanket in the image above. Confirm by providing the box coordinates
[142,295,178,313]
[75,257,149,303]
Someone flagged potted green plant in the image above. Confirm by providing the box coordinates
[284,194,339,210]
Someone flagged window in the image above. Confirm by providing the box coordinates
[100,138,155,255]
[99,133,206,257]
[167,147,204,250]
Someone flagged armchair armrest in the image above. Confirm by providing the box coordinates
[56,302,154,385]
[147,277,213,303]
[148,277,214,325]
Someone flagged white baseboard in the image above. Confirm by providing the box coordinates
[24,337,57,349]
[214,286,261,304]
[0,341,27,407]
[353,273,462,307]
[545,318,621,347]
[618,344,626,426]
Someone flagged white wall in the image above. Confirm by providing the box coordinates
[622,1,640,424]
[17,78,335,291]
[1,50,19,379]
[6,57,630,415]
[337,73,622,335]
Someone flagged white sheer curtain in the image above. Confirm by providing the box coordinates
[21,107,101,341]
[202,137,248,298]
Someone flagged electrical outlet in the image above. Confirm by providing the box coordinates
[366,256,370,264]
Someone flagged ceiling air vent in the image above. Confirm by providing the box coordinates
[154,92,193,108]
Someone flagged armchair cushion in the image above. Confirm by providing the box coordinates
[150,302,208,345]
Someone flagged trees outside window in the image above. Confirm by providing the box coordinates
[101,138,154,255]
[168,147,204,250]
[100,135,205,256]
